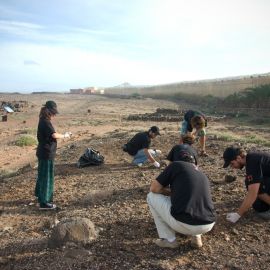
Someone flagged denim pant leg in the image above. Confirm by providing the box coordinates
[133,149,148,164]
[133,149,158,165]
[180,120,188,135]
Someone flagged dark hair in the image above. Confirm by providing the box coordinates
[39,107,55,120]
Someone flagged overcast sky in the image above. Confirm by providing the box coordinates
[0,0,270,92]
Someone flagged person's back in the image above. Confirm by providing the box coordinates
[125,131,150,156]
[157,161,215,225]
[246,152,270,180]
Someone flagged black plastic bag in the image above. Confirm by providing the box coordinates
[77,148,104,168]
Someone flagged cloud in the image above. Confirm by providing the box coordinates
[23,60,40,66]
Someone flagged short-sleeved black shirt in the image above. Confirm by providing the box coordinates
[167,144,198,165]
[36,118,57,160]
[126,131,151,156]
[184,110,207,132]
[156,161,216,225]
[245,152,270,192]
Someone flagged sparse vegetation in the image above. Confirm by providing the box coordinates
[209,130,270,146]
[15,135,37,146]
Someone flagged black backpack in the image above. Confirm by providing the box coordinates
[77,148,104,168]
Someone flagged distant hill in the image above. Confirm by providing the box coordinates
[105,72,270,97]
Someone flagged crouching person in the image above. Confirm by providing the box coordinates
[123,126,161,168]
[147,153,216,248]
[223,146,270,222]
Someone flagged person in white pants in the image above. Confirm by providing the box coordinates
[147,152,216,248]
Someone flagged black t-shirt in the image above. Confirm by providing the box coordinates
[156,161,216,225]
[167,144,198,165]
[184,110,207,132]
[126,131,151,156]
[245,152,270,192]
[36,118,57,160]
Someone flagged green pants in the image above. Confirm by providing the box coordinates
[35,159,54,204]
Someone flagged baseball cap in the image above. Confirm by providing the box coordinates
[177,150,196,164]
[45,100,59,114]
[223,146,240,168]
[150,126,160,135]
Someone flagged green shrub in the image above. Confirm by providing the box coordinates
[15,135,37,147]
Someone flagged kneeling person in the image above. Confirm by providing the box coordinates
[123,126,161,167]
[147,152,216,249]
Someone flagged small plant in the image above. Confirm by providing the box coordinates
[15,135,37,147]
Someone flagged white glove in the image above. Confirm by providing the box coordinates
[226,212,241,223]
[63,131,72,138]
[153,161,160,168]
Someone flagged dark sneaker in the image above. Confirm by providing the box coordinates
[256,210,270,220]
[154,238,179,249]
[39,203,57,210]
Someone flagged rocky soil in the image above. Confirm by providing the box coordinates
[0,94,270,270]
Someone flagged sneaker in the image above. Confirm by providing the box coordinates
[155,149,162,155]
[39,203,57,210]
[154,238,179,249]
[137,163,143,167]
[256,210,270,220]
[190,235,203,248]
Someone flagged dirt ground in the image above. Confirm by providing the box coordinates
[0,94,270,270]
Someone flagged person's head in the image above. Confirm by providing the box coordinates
[148,126,160,139]
[191,115,205,130]
[180,134,195,145]
[39,100,59,120]
[223,146,247,169]
[176,150,196,164]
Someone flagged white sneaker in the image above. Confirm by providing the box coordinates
[154,238,179,249]
[137,163,143,167]
[155,149,162,155]
[190,235,203,248]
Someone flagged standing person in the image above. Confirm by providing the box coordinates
[180,110,207,156]
[123,126,161,167]
[167,133,198,165]
[35,101,72,210]
[147,152,216,249]
[223,146,270,222]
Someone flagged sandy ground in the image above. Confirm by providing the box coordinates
[0,94,270,270]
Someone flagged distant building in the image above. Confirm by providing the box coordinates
[70,88,84,94]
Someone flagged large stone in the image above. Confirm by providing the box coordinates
[48,217,97,248]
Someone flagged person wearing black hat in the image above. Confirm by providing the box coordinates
[35,100,72,210]
[223,146,270,222]
[167,133,198,165]
[147,151,216,249]
[123,126,161,167]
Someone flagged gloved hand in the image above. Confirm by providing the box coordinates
[226,212,241,223]
[63,131,72,138]
[153,161,160,168]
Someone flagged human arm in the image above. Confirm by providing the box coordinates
[227,183,260,223]
[199,135,206,154]
[52,132,72,139]
[237,183,260,216]
[144,148,159,167]
[150,179,171,196]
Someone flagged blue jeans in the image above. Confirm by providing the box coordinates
[132,149,157,165]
